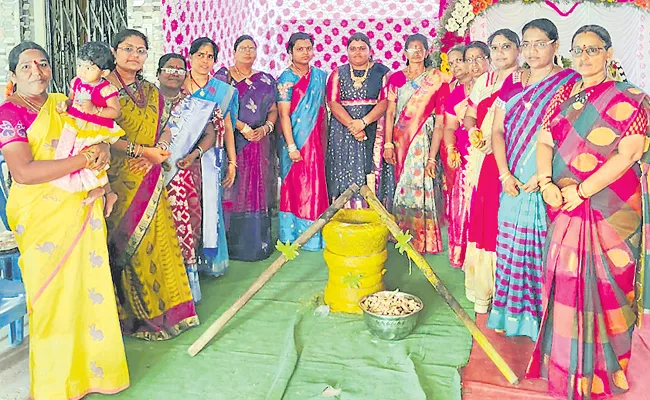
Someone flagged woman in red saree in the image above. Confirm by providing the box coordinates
[443,45,486,268]
[277,32,329,251]
[529,25,649,398]
[384,34,450,254]
[463,33,520,313]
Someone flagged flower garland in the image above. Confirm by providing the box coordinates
[433,0,650,67]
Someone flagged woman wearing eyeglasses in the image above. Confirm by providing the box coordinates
[384,33,450,254]
[462,31,520,314]
[443,44,484,268]
[106,29,199,339]
[215,35,278,262]
[528,25,649,399]
[488,19,580,340]
[173,37,239,278]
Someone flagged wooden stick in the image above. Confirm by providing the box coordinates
[187,184,360,357]
[359,185,520,385]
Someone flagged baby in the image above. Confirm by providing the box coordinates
[55,41,124,216]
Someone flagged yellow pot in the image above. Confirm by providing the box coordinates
[322,209,389,257]
[323,246,388,314]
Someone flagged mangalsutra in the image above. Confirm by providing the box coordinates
[523,66,554,110]
[115,70,146,108]
[17,92,46,113]
[234,65,254,86]
[574,77,607,106]
[190,70,207,96]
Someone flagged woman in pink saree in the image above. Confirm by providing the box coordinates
[443,45,486,268]
[529,25,649,398]
[384,34,450,254]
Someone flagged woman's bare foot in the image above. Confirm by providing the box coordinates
[104,192,118,218]
[82,187,105,205]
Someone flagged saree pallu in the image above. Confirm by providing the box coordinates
[216,69,276,262]
[488,70,580,340]
[107,81,198,340]
[464,71,504,313]
[326,63,394,209]
[2,95,129,399]
[165,77,239,278]
[527,81,649,399]
[277,67,329,251]
[387,69,449,254]
[446,84,471,268]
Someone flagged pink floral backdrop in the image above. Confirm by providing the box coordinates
[162,0,441,76]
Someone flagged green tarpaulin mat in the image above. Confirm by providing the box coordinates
[98,240,473,400]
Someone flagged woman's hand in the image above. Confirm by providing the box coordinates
[289,149,303,162]
[248,127,266,142]
[143,146,172,164]
[177,151,198,170]
[347,119,366,135]
[56,101,69,114]
[561,184,585,212]
[502,174,523,197]
[222,163,236,188]
[128,158,153,175]
[87,143,111,171]
[477,136,493,154]
[425,160,436,178]
[446,146,461,169]
[521,175,539,193]
[383,148,396,165]
[541,183,562,208]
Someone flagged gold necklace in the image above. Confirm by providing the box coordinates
[350,62,370,89]
[17,92,46,113]
[234,65,254,86]
[290,63,309,77]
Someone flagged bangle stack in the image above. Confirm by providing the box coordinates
[384,142,395,150]
[499,171,513,184]
[81,150,94,167]
[540,182,553,193]
[126,141,144,158]
[287,144,298,153]
[95,106,104,116]
[265,121,274,134]
[195,146,204,158]
[242,124,253,134]
[361,117,368,127]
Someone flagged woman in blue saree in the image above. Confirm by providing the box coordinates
[216,35,278,262]
[489,19,580,339]
[276,32,329,250]
[174,38,238,279]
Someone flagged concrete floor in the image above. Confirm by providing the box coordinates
[0,326,29,400]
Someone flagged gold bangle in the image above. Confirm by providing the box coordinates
[228,160,238,168]
[81,151,93,167]
[384,142,395,149]
[540,182,553,193]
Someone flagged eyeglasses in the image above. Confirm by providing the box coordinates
[237,46,257,53]
[448,58,465,67]
[160,67,186,76]
[465,56,489,64]
[406,48,425,55]
[118,46,148,56]
[569,46,606,57]
[520,40,555,50]
[490,43,514,52]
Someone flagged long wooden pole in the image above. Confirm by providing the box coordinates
[187,184,360,357]
[360,185,519,385]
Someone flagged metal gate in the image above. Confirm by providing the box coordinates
[45,0,128,93]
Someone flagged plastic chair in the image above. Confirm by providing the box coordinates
[0,155,25,346]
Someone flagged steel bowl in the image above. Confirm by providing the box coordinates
[359,291,423,341]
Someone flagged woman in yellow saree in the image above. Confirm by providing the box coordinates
[105,29,199,340]
[0,42,129,399]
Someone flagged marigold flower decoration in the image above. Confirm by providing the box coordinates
[469,128,486,148]
[471,0,493,14]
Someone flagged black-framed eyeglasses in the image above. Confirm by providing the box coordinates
[569,46,606,57]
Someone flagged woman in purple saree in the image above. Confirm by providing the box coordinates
[216,35,278,262]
